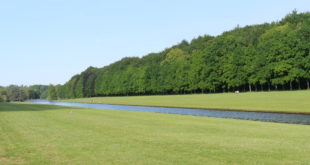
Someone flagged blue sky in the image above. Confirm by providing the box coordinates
[0,0,309,86]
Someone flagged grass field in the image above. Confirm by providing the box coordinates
[0,102,310,164]
[61,90,310,114]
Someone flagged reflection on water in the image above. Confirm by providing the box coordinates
[27,100,310,125]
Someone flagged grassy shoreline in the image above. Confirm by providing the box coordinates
[1,102,310,164]
[55,101,310,115]
[60,90,310,114]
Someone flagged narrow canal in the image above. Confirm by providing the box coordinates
[27,100,310,125]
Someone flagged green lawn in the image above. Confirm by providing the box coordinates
[0,102,310,164]
[61,90,310,114]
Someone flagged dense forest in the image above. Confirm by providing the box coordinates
[0,85,48,102]
[52,11,310,99]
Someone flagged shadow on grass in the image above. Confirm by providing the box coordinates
[0,102,76,112]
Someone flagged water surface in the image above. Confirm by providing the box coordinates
[27,100,310,125]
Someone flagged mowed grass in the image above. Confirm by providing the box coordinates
[61,90,310,114]
[1,103,310,164]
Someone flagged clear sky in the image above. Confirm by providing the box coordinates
[0,0,309,86]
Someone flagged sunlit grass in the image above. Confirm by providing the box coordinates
[61,90,310,113]
[0,102,310,164]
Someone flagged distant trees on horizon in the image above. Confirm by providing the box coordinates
[0,85,48,102]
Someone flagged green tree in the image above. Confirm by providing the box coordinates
[54,11,310,97]
[48,85,58,100]
[7,85,27,101]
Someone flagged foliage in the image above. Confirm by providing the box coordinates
[0,85,48,102]
[29,85,49,99]
[58,11,310,98]
[6,85,28,101]
[48,85,58,100]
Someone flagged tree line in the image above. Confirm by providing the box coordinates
[49,11,310,99]
[0,85,48,102]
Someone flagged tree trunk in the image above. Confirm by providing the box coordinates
[275,85,278,90]
[249,84,252,92]
[268,83,271,91]
[290,81,292,91]
[307,80,310,90]
[260,84,263,91]
[298,81,301,90]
